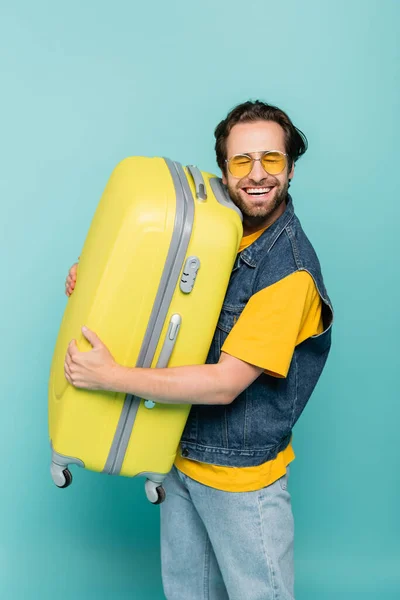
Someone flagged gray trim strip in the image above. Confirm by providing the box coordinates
[137,160,193,370]
[102,393,136,473]
[209,177,243,221]
[103,159,195,476]
[139,471,168,483]
[50,441,85,468]
[106,395,142,473]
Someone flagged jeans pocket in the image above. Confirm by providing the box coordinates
[278,466,290,491]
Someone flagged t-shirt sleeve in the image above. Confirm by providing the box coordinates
[221,270,323,378]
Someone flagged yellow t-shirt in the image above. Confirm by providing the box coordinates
[174,226,323,492]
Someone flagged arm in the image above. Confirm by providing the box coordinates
[64,327,263,405]
[108,351,263,405]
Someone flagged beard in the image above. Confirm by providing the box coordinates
[226,178,289,228]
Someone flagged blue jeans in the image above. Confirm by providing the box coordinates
[160,465,295,600]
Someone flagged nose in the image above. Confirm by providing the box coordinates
[248,158,267,182]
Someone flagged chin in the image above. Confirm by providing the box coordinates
[242,206,275,220]
[241,194,283,217]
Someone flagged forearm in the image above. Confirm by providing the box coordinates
[109,362,231,405]
[66,330,262,401]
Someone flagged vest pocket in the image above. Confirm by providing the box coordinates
[216,305,245,335]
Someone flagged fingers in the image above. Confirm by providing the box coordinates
[68,263,78,281]
[81,326,102,348]
[64,347,73,383]
[65,343,78,385]
[67,339,78,359]
[65,262,78,296]
[65,351,73,369]
[64,360,89,389]
[65,278,76,296]
[64,360,71,380]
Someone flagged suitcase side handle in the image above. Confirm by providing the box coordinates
[187,165,207,201]
[156,313,182,369]
[144,314,182,409]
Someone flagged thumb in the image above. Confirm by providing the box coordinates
[81,326,103,349]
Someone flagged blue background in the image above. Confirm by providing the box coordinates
[1,0,399,598]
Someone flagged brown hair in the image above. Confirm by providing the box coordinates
[214,100,308,175]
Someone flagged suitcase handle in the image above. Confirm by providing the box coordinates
[155,314,182,369]
[187,165,207,201]
[144,314,182,409]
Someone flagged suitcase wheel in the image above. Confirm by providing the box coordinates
[145,479,166,504]
[153,486,166,505]
[51,464,73,489]
[58,468,73,489]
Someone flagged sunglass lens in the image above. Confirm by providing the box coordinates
[228,155,252,177]
[262,152,286,175]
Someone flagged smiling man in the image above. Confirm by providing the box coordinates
[64,100,333,600]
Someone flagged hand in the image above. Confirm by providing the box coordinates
[64,326,118,390]
[65,261,79,296]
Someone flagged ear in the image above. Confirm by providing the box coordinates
[288,162,295,181]
[222,173,227,185]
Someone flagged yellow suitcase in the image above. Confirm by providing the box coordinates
[48,156,242,503]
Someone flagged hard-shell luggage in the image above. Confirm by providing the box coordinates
[48,156,242,503]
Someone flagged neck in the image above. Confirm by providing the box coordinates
[242,198,287,237]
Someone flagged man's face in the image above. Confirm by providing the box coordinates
[222,121,294,230]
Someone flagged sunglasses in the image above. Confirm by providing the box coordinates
[225,150,287,178]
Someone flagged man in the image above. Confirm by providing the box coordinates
[64,100,333,600]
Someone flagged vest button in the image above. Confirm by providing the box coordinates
[182,448,189,457]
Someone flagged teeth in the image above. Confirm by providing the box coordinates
[246,187,272,194]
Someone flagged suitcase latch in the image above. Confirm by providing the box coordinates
[180,256,201,294]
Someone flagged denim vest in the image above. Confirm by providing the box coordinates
[180,196,333,467]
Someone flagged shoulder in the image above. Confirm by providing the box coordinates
[257,212,322,276]
[286,214,324,271]
[251,270,319,307]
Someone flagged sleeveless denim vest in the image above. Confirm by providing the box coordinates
[180,196,334,467]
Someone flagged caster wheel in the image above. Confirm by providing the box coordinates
[56,468,73,489]
[153,486,166,505]
[145,479,166,504]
